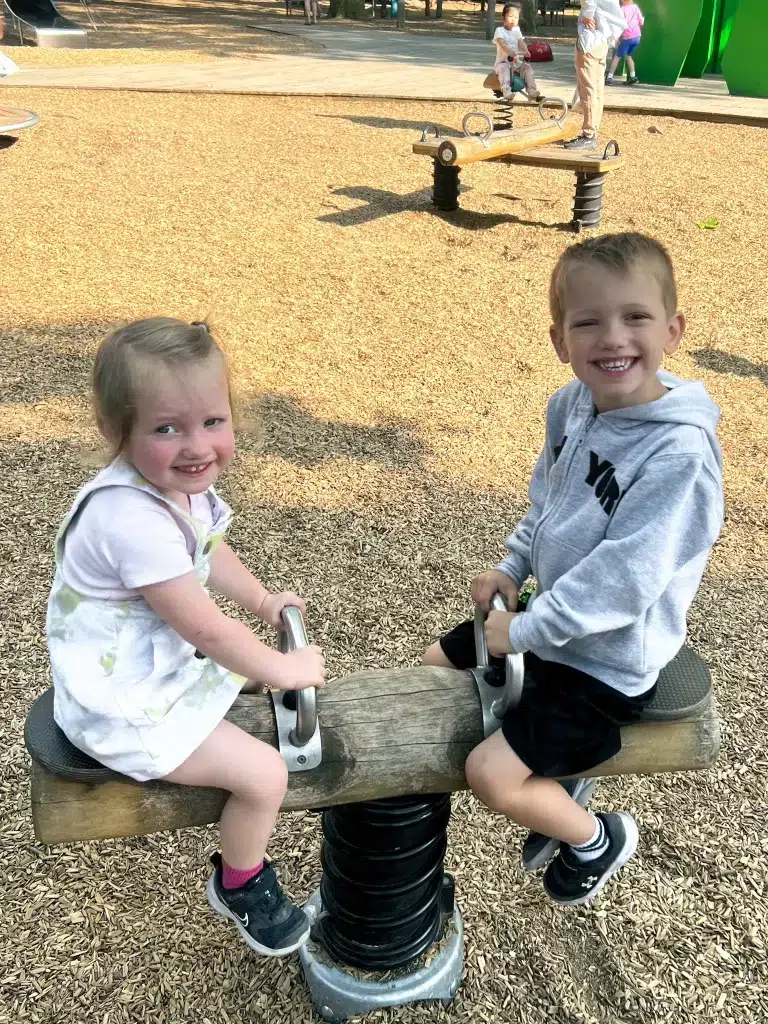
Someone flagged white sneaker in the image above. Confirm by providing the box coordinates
[501,87,513,99]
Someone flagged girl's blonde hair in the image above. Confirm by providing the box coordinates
[93,317,227,454]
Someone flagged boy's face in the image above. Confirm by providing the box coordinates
[503,8,519,27]
[549,264,685,412]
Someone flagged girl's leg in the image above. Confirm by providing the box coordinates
[495,60,512,93]
[520,62,542,99]
[163,719,287,868]
[608,54,620,76]
[465,729,595,845]
[626,54,636,77]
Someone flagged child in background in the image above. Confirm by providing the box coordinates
[493,3,543,102]
[423,233,723,906]
[46,318,327,956]
[607,0,644,85]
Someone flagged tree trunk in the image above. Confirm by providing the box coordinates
[329,0,367,17]
[520,0,537,34]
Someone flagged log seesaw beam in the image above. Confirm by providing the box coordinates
[29,666,721,845]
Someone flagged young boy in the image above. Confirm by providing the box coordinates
[423,233,724,906]
[493,3,543,102]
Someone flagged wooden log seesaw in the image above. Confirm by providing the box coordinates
[23,604,720,1020]
[412,99,626,232]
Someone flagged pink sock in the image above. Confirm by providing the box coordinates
[222,859,264,890]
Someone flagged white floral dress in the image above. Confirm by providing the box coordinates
[46,459,245,781]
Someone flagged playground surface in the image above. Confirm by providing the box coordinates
[4,6,768,123]
[1,4,767,1023]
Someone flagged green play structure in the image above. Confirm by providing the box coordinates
[635,0,766,98]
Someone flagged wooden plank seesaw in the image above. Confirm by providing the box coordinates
[25,646,719,845]
[412,100,626,231]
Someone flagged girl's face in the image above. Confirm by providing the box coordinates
[503,8,519,28]
[121,353,235,504]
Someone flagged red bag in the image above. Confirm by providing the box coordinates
[527,41,553,62]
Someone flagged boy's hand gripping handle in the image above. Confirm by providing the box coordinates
[472,594,525,736]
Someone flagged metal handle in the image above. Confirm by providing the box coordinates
[278,606,317,747]
[538,96,568,127]
[474,593,525,714]
[462,110,494,143]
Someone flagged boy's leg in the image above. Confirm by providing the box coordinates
[572,43,608,139]
[162,720,310,956]
[466,730,638,906]
[465,730,596,844]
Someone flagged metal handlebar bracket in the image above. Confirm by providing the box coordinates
[538,96,568,128]
[462,110,494,145]
[269,606,322,772]
[421,123,440,142]
[603,139,620,159]
[470,593,525,738]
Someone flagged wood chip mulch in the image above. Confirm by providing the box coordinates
[0,87,766,1024]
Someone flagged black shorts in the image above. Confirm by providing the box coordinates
[440,619,657,777]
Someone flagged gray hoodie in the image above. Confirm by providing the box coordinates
[498,371,724,695]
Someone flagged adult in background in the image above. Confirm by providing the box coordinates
[565,0,626,150]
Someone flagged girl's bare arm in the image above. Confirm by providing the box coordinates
[139,572,325,690]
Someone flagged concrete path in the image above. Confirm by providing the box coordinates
[3,22,767,124]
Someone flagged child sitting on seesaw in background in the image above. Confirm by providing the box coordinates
[423,233,723,906]
[46,318,327,956]
[493,3,543,102]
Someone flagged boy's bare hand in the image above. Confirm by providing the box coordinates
[471,570,519,611]
[280,645,327,690]
[485,611,518,657]
[259,591,307,630]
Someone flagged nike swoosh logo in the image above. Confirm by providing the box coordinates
[232,910,248,926]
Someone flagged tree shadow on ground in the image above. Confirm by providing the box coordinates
[247,393,427,469]
[314,113,460,136]
[692,348,768,387]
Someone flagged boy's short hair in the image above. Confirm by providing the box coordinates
[549,233,678,329]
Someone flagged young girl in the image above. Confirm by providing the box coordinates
[46,317,327,957]
[493,4,542,102]
[606,0,644,85]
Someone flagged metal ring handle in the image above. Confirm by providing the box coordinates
[462,110,494,142]
[421,123,440,142]
[538,96,568,127]
[278,606,317,747]
[473,593,525,713]
[603,139,620,159]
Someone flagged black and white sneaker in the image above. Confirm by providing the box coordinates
[543,812,638,906]
[521,778,597,872]
[206,854,310,956]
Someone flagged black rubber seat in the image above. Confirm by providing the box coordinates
[25,646,712,784]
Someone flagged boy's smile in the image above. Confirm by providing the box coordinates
[549,265,685,412]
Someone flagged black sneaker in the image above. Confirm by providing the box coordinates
[206,854,310,956]
[626,75,639,86]
[521,777,597,872]
[564,134,598,150]
[543,812,638,906]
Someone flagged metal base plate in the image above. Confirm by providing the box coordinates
[270,691,322,772]
[299,890,463,1022]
